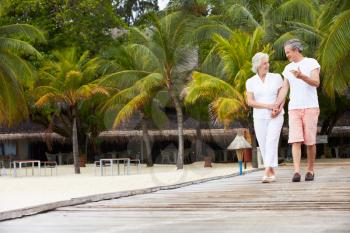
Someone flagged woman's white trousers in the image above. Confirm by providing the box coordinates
[254,115,284,168]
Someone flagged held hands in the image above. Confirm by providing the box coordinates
[271,108,280,118]
[266,103,283,118]
[271,103,282,118]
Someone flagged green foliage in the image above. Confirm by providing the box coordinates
[186,26,271,127]
[35,48,108,109]
[114,0,159,25]
[0,20,45,125]
[1,0,124,53]
[318,3,350,98]
[1,0,350,141]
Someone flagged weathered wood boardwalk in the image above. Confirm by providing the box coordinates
[1,163,349,233]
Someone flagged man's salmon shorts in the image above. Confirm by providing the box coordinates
[288,108,320,145]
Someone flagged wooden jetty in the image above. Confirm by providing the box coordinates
[0,162,349,233]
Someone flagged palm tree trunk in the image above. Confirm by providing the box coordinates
[167,80,184,169]
[195,121,202,161]
[141,114,153,167]
[72,116,80,174]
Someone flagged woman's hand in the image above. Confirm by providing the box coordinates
[271,108,280,118]
[271,101,285,118]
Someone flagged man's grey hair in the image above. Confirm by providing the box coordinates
[284,39,303,52]
[251,52,269,73]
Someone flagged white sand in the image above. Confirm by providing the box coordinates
[0,162,251,212]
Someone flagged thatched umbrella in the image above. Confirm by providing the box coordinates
[227,132,251,175]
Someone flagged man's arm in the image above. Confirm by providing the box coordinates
[275,78,289,107]
[291,67,320,87]
[272,83,287,118]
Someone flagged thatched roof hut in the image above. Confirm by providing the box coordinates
[99,128,246,141]
[1,110,350,142]
[0,132,65,141]
[0,121,65,142]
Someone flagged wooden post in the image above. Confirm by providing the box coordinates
[223,150,228,162]
[236,149,244,175]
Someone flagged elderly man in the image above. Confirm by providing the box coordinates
[275,39,320,182]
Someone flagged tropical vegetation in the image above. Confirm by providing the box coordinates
[0,0,349,172]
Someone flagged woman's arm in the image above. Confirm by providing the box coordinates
[246,92,274,110]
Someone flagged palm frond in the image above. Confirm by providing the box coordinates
[77,84,109,99]
[113,92,152,128]
[319,9,350,97]
[210,97,246,128]
[192,22,232,42]
[224,3,260,30]
[77,51,90,68]
[200,47,224,77]
[134,73,164,92]
[185,71,243,104]
[0,24,46,43]
[34,86,59,97]
[0,71,28,125]
[317,0,348,31]
[129,44,161,71]
[128,27,151,45]
[319,9,350,70]
[321,53,350,98]
[0,38,42,58]
[64,70,83,90]
[272,0,317,24]
[35,93,64,107]
[100,70,151,88]
[104,87,139,111]
[0,51,36,88]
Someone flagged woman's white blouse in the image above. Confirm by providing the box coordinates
[246,72,284,119]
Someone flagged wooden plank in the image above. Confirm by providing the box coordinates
[0,163,349,233]
[0,169,261,221]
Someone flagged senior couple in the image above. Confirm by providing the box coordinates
[246,39,320,183]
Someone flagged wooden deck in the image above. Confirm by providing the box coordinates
[1,162,349,233]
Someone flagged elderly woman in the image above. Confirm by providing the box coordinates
[245,52,284,183]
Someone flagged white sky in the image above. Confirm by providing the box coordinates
[158,0,170,10]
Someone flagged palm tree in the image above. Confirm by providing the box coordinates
[196,0,318,59]
[0,23,45,125]
[317,0,350,98]
[316,1,350,136]
[100,44,167,167]
[34,48,108,174]
[104,12,197,169]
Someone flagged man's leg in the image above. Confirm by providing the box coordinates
[292,142,302,173]
[288,109,304,182]
[303,108,319,181]
[306,144,316,173]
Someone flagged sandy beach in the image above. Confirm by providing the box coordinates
[0,162,251,212]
